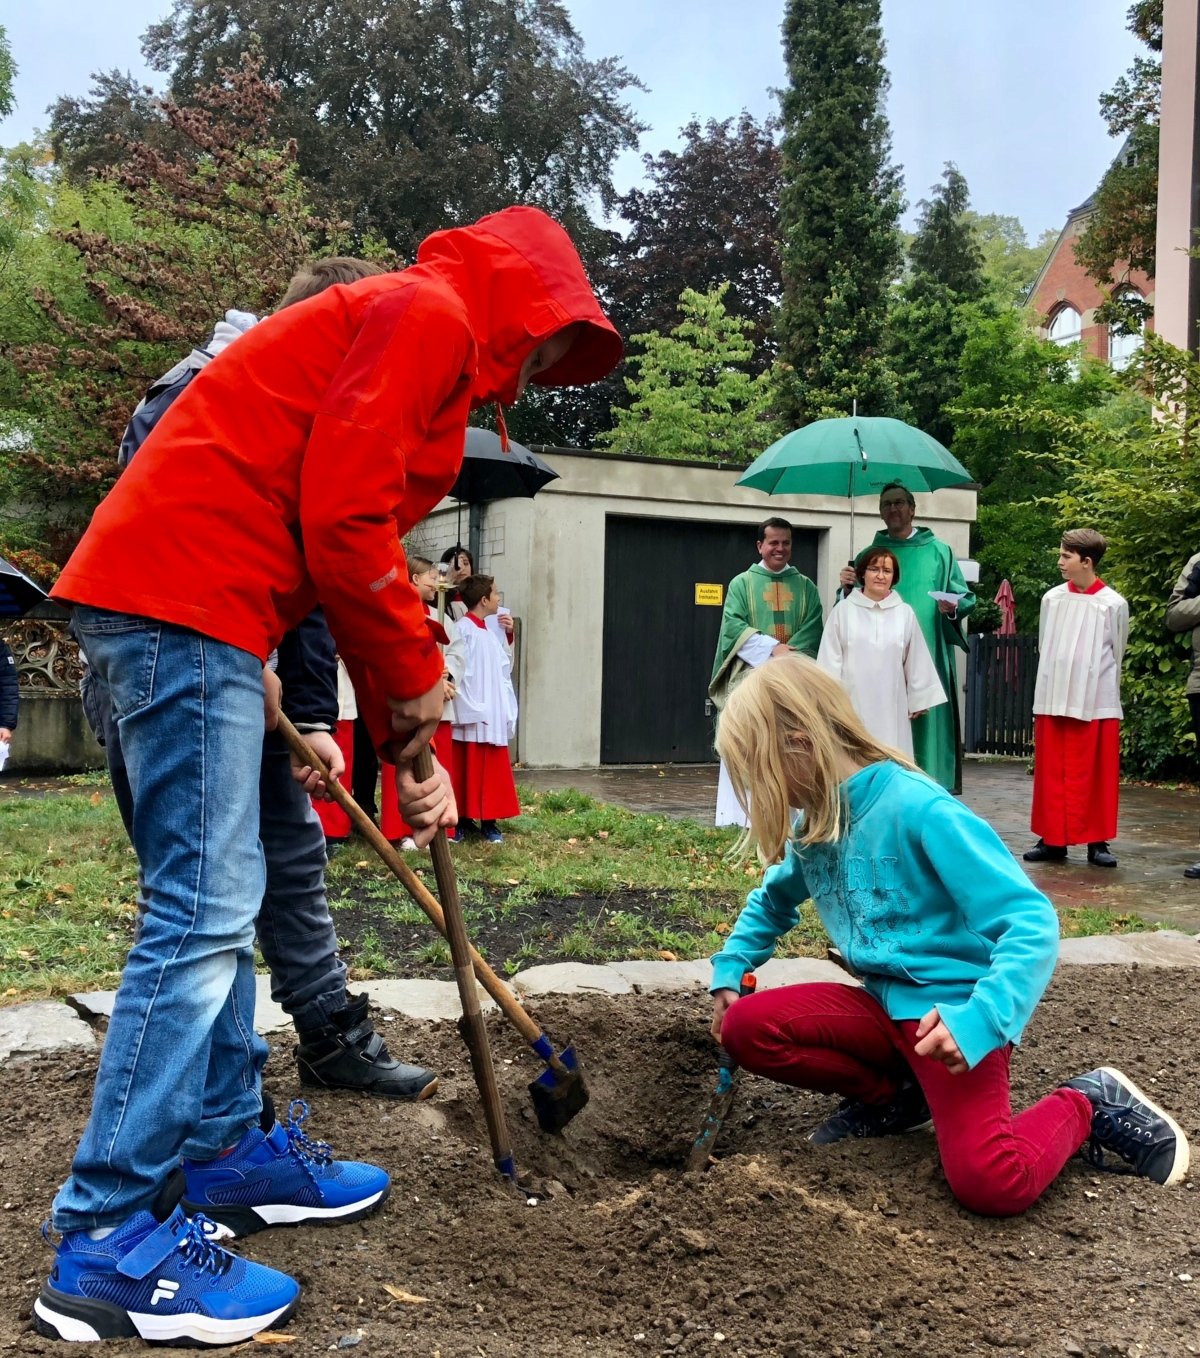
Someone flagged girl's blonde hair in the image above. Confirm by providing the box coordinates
[716,655,916,863]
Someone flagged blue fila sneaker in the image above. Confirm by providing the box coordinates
[181,1096,390,1238]
[33,1188,299,1345]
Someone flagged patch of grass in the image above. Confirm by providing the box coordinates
[1059,906,1153,937]
[0,782,1157,1003]
[416,938,452,967]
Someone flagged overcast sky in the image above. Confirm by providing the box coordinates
[0,0,1142,237]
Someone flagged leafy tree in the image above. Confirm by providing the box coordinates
[886,165,984,445]
[2,57,341,570]
[600,284,776,461]
[123,0,646,258]
[0,24,16,120]
[775,0,903,425]
[905,164,984,300]
[610,114,782,362]
[948,305,1120,631]
[49,71,171,182]
[1040,333,1194,777]
[963,212,1058,304]
[548,112,782,451]
[1074,0,1162,330]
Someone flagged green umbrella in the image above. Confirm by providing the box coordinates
[736,414,974,558]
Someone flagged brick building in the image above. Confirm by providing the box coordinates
[1027,139,1154,368]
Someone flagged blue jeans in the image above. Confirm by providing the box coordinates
[82,665,347,1031]
[257,730,347,1030]
[54,608,269,1232]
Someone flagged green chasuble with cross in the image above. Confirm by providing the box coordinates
[709,563,823,709]
[863,527,976,792]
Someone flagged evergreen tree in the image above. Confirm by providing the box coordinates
[887,164,985,444]
[906,164,984,299]
[775,0,903,425]
[600,284,776,462]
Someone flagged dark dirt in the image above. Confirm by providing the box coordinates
[330,886,726,975]
[1,966,1197,1358]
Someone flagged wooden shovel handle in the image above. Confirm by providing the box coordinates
[276,714,542,1045]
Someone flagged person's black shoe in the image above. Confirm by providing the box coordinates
[1063,1066,1190,1186]
[1087,841,1118,868]
[808,1081,932,1145]
[296,994,438,1101]
[1023,840,1068,863]
[1184,862,1200,880]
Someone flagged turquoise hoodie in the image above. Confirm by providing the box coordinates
[710,762,1059,1070]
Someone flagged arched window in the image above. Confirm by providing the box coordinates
[1109,291,1144,372]
[1048,305,1083,347]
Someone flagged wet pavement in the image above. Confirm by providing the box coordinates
[517,758,1200,933]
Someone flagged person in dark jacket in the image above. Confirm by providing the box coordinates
[0,636,17,752]
[1166,551,1200,878]
[78,256,439,1103]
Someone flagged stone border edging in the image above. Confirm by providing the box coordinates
[2,931,1197,1063]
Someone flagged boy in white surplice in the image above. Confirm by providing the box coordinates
[1024,529,1128,869]
[450,574,519,843]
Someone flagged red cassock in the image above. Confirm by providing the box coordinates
[379,722,455,841]
[448,739,520,821]
[1030,714,1120,845]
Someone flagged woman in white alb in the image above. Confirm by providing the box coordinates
[817,546,947,758]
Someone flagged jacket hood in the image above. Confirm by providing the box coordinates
[416,205,623,407]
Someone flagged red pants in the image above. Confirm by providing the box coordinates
[310,720,357,840]
[721,982,1092,1217]
[1031,715,1120,845]
[449,738,519,821]
[380,721,454,841]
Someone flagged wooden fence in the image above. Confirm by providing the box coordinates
[964,634,1038,757]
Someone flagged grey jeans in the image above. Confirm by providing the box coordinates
[84,668,348,1031]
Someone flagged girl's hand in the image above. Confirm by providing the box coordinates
[710,989,739,1042]
[913,1007,968,1074]
[909,709,927,721]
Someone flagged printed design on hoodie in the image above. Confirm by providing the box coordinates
[805,830,913,971]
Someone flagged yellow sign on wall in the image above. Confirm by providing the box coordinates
[694,583,724,606]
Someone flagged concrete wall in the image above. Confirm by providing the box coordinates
[410,451,978,768]
[7,693,105,774]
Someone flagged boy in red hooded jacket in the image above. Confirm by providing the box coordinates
[37,207,621,1347]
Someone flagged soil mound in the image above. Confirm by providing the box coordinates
[1,967,1196,1357]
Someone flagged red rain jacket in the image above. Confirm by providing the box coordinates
[53,207,621,751]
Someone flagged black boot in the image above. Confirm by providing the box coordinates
[1023,839,1067,863]
[295,994,438,1100]
[1087,841,1118,868]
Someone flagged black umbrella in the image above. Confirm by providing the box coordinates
[450,428,560,505]
[0,555,49,618]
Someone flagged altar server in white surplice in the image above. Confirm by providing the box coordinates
[449,573,519,844]
[817,545,946,759]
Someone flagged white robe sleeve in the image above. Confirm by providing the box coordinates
[816,604,848,683]
[736,633,779,667]
[902,608,948,713]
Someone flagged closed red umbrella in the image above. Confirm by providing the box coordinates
[995,579,1017,636]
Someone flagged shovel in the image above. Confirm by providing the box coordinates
[686,972,756,1170]
[277,714,589,1134]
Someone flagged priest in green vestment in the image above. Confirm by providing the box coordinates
[710,518,823,824]
[840,483,975,792]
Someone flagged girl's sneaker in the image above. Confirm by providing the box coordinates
[1063,1066,1190,1186]
[34,1194,299,1346]
[480,820,504,844]
[181,1096,390,1238]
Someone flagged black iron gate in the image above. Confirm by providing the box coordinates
[964,634,1038,756]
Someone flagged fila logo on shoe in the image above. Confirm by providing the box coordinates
[150,1279,180,1307]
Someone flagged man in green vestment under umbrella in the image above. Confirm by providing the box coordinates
[839,482,976,792]
[710,517,823,824]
